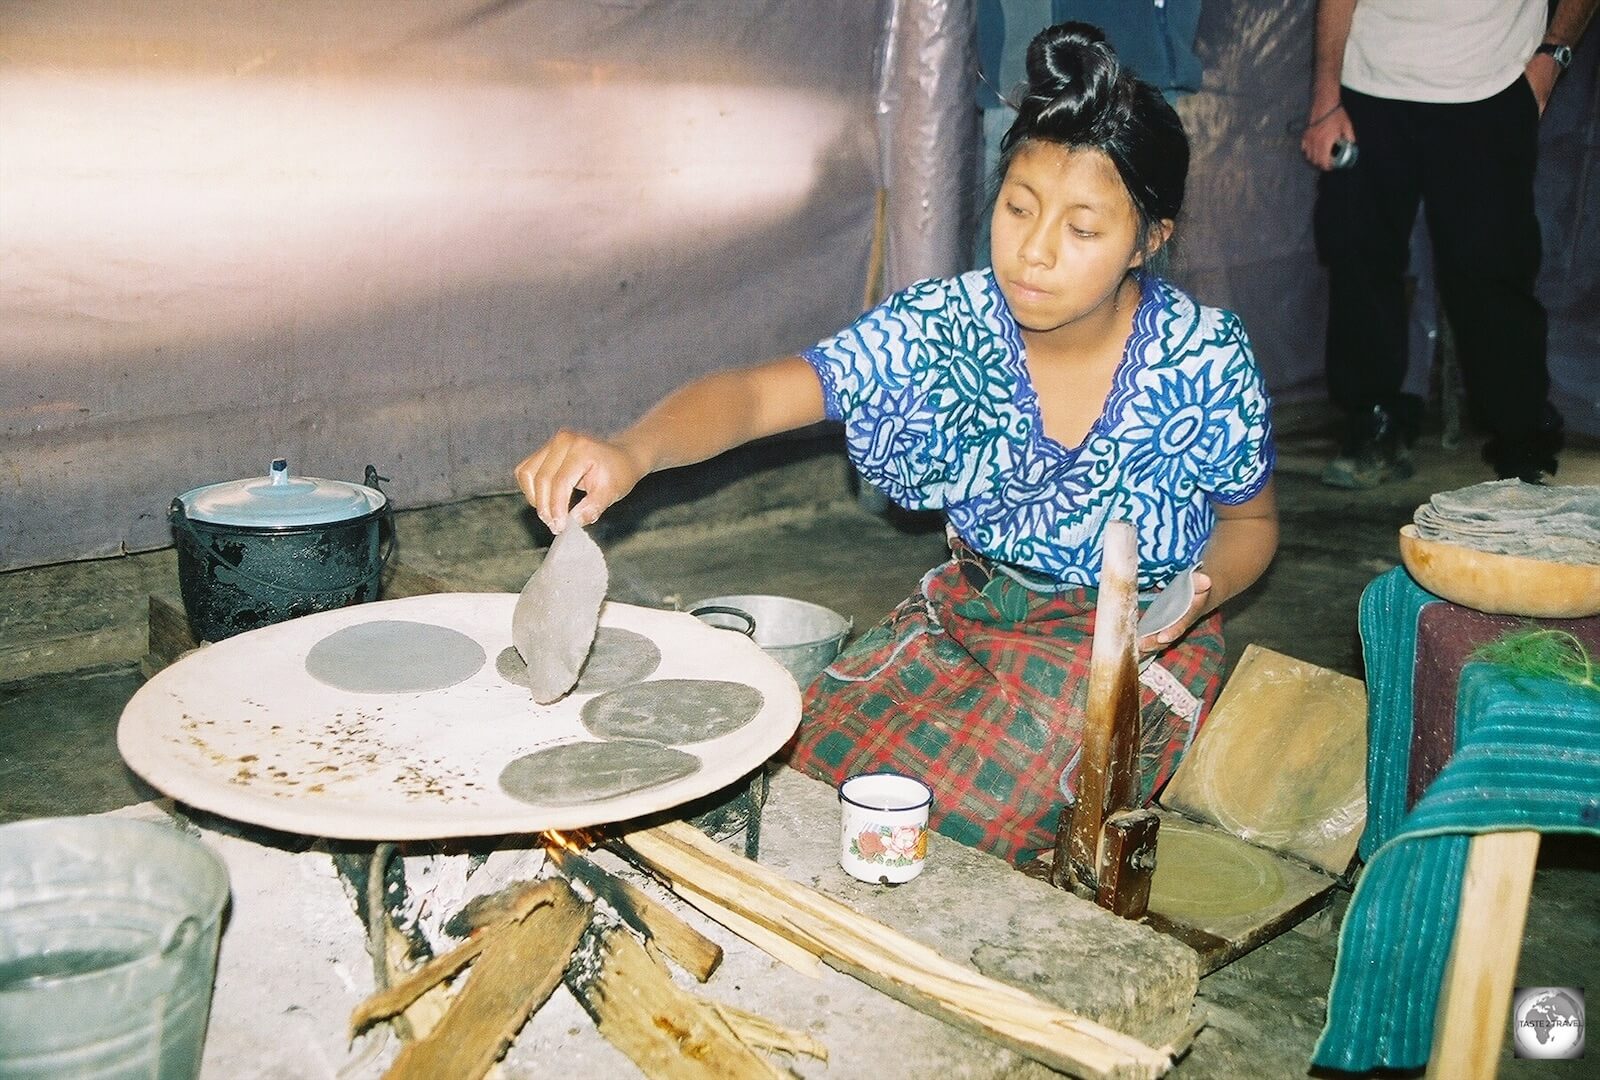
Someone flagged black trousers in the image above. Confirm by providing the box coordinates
[1315,79,1555,471]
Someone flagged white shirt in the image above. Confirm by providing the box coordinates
[1343,0,1547,103]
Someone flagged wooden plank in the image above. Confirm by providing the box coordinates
[1159,644,1367,876]
[383,880,591,1080]
[567,925,790,1080]
[1063,519,1142,895]
[622,821,1173,1080]
[144,593,201,677]
[382,561,463,599]
[1096,809,1160,920]
[1426,830,1540,1080]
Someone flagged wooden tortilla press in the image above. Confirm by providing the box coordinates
[1045,521,1367,974]
[1047,520,1157,916]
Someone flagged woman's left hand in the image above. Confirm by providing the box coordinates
[1136,571,1213,657]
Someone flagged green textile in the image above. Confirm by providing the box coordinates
[1355,566,1442,857]
[1313,569,1600,1071]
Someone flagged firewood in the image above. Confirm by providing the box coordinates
[611,872,724,982]
[657,875,824,978]
[710,1001,829,1061]
[382,880,591,1080]
[565,923,791,1080]
[349,880,559,1037]
[622,822,1172,1080]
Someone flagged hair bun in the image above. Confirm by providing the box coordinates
[1024,22,1116,98]
[1020,21,1124,141]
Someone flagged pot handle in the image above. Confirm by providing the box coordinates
[689,605,757,638]
[364,465,398,578]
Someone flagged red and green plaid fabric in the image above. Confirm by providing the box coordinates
[781,538,1226,865]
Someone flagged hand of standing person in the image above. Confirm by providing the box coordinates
[1301,103,1356,171]
[1525,52,1561,114]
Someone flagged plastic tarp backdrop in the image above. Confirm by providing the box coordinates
[3,0,1597,571]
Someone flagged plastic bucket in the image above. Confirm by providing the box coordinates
[689,594,852,689]
[0,817,231,1080]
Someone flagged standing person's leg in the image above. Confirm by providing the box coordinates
[1418,78,1559,481]
[1317,90,1426,488]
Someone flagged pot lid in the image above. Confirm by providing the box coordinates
[178,459,385,527]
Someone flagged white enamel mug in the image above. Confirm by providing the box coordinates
[838,772,933,884]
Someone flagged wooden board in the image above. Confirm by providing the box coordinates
[1159,644,1367,876]
[1144,813,1340,975]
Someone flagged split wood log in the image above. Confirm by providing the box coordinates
[611,872,724,982]
[1059,519,1146,898]
[566,924,791,1080]
[710,1002,829,1062]
[382,880,591,1080]
[350,879,559,1037]
[622,821,1173,1080]
[663,875,825,978]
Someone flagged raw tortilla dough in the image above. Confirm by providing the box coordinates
[498,738,701,807]
[304,620,486,693]
[495,627,661,694]
[580,679,765,745]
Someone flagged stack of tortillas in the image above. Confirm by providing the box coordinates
[1399,479,1600,618]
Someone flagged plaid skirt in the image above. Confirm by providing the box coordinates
[781,537,1226,865]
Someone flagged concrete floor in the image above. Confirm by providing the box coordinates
[2,413,1597,1077]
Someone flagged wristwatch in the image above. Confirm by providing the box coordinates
[1536,42,1574,72]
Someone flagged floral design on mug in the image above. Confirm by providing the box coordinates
[849,823,928,867]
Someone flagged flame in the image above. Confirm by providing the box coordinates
[543,829,581,854]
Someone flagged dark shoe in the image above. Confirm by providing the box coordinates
[1486,403,1564,482]
[1322,405,1415,489]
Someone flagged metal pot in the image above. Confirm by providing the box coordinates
[170,459,391,643]
[688,593,853,690]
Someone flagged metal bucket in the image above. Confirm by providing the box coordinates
[689,593,853,690]
[0,817,230,1080]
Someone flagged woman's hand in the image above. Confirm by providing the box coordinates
[1301,103,1356,171]
[1136,571,1214,657]
[515,430,647,534]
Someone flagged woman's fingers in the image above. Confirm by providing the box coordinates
[515,430,640,533]
[1139,572,1216,655]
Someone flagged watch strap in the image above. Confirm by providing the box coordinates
[1536,42,1574,71]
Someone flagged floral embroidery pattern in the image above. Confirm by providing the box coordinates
[803,270,1275,590]
[849,823,929,867]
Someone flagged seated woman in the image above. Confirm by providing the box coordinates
[518,21,1278,866]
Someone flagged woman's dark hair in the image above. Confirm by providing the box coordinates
[997,22,1189,258]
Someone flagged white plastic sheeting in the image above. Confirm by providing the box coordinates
[3,1,1596,570]
[1,1,893,569]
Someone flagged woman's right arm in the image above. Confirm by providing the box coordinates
[516,355,826,532]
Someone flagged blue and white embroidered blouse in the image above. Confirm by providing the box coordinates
[802,269,1274,590]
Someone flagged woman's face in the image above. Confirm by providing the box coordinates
[989,141,1158,337]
